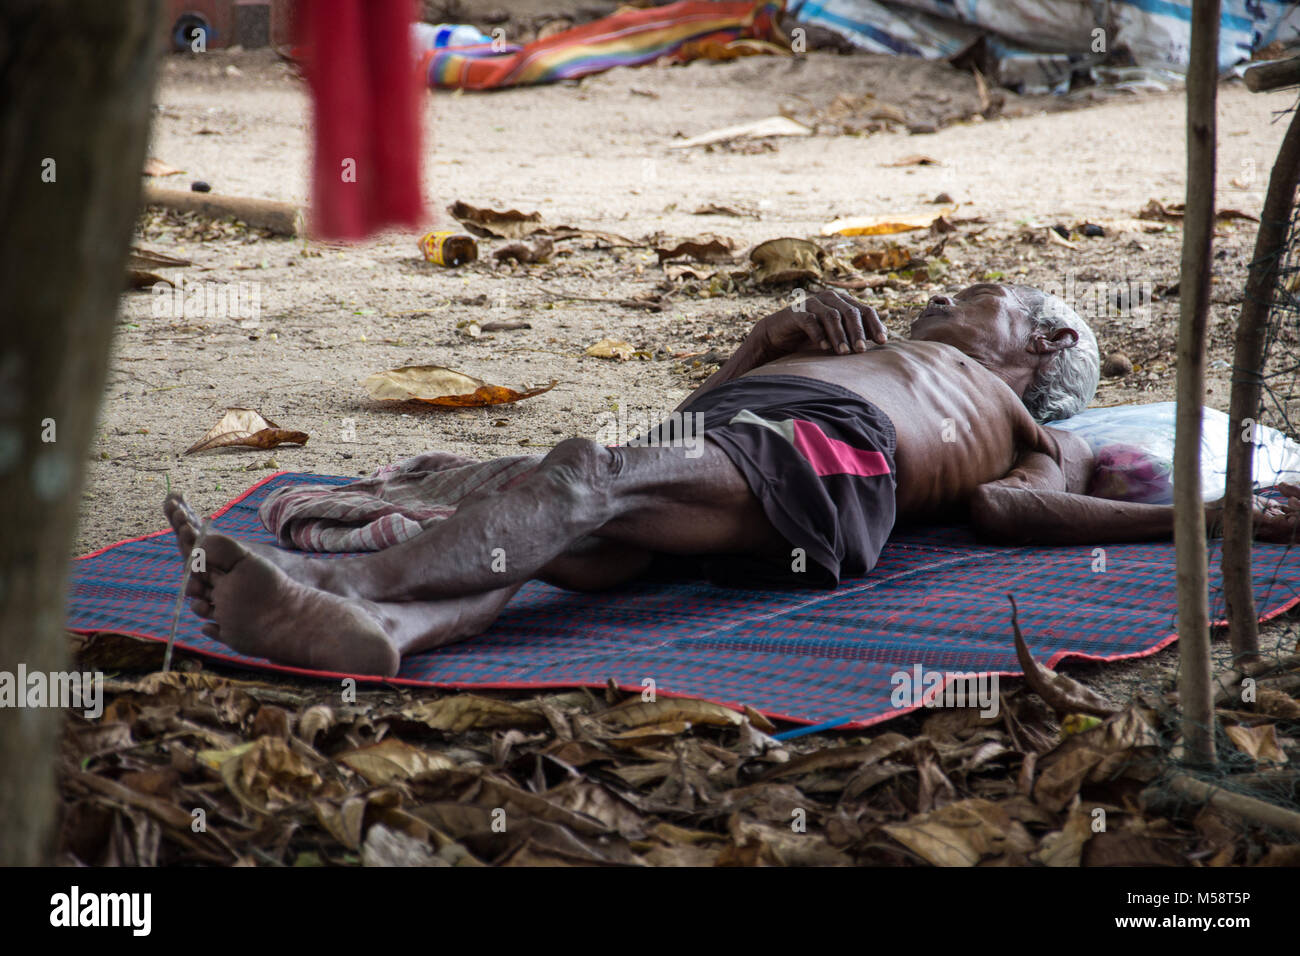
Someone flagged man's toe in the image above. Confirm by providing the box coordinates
[200,534,245,573]
[165,493,192,525]
[165,494,201,556]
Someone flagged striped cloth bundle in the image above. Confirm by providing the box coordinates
[421,0,786,91]
[259,451,541,553]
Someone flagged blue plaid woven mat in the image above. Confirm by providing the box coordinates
[67,472,1300,729]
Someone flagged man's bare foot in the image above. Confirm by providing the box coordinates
[163,493,344,595]
[381,583,524,656]
[183,531,402,677]
[162,494,523,673]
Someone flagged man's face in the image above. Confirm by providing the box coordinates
[907,283,1034,365]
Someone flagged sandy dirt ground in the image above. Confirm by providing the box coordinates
[87,44,1300,709]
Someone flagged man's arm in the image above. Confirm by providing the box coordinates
[973,474,1195,544]
[673,290,887,413]
[970,451,1300,545]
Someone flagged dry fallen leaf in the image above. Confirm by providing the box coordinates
[599,696,745,730]
[662,262,715,283]
[1137,199,1255,224]
[585,338,636,361]
[313,790,400,851]
[1224,723,1288,765]
[1094,217,1169,235]
[1033,707,1161,811]
[654,236,736,263]
[1044,227,1079,250]
[822,205,958,237]
[1255,687,1300,719]
[1258,844,1300,866]
[338,738,457,785]
[618,293,669,312]
[1033,800,1095,866]
[748,237,823,286]
[296,704,334,746]
[128,246,193,270]
[362,823,447,867]
[394,695,548,733]
[742,705,776,733]
[763,736,909,781]
[128,270,169,290]
[884,798,1034,866]
[493,236,554,264]
[852,244,912,272]
[669,116,812,149]
[362,366,556,407]
[1138,198,1182,221]
[692,201,759,218]
[823,276,882,293]
[719,817,852,866]
[202,736,323,814]
[1083,829,1188,867]
[184,408,309,455]
[1010,595,1118,717]
[448,200,635,246]
[143,157,184,177]
[1215,208,1260,223]
[448,200,546,239]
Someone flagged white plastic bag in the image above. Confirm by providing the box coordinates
[1051,402,1300,504]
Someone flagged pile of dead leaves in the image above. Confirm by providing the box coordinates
[55,636,1300,866]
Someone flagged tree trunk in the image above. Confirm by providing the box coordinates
[1221,108,1300,665]
[0,0,159,864]
[1173,0,1220,768]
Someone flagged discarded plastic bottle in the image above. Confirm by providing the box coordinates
[419,231,478,267]
[411,23,492,52]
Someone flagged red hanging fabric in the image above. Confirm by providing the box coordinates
[298,0,424,239]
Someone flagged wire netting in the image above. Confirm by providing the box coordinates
[1160,133,1300,835]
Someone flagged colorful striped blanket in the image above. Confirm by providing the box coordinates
[421,0,786,91]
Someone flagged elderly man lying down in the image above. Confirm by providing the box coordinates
[163,284,1300,676]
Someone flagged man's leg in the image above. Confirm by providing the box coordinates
[165,437,780,673]
[250,437,774,601]
[178,531,526,674]
[165,493,653,594]
[536,536,656,592]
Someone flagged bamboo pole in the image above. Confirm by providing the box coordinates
[1243,55,1300,92]
[1221,109,1300,665]
[1162,774,1300,838]
[142,185,302,236]
[1173,0,1220,768]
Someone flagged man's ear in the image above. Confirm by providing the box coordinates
[1028,327,1078,355]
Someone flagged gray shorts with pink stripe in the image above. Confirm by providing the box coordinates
[639,374,898,589]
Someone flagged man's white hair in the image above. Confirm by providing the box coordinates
[1011,285,1099,423]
